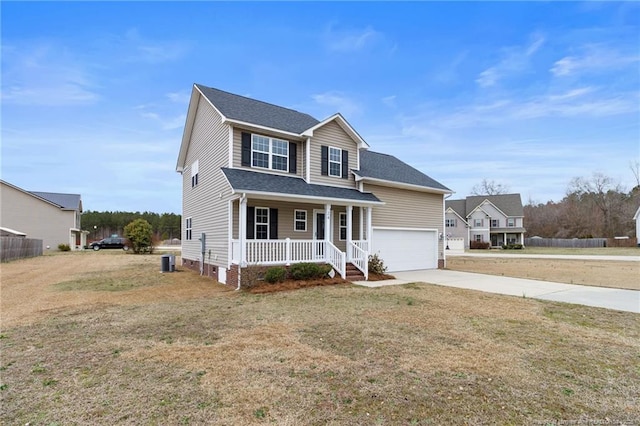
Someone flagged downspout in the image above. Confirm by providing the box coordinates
[443,193,453,268]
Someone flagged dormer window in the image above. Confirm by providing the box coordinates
[321,145,349,179]
[329,147,342,177]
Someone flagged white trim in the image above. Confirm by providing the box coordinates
[301,113,370,149]
[338,211,347,241]
[328,146,342,177]
[223,118,300,138]
[228,125,233,168]
[373,226,439,232]
[305,137,311,182]
[251,133,289,172]
[228,188,384,207]
[254,206,270,240]
[313,209,325,240]
[356,175,452,195]
[227,200,233,269]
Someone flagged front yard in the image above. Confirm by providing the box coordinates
[1,252,638,424]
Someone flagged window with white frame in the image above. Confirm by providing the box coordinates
[329,147,342,177]
[446,219,456,227]
[491,219,499,228]
[255,207,269,239]
[252,134,288,171]
[475,234,482,242]
[339,212,347,240]
[507,218,515,227]
[185,217,192,240]
[473,218,483,227]
[191,160,199,188]
[294,210,307,232]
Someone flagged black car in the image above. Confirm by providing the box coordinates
[90,237,129,251]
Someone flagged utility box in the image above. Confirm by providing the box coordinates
[161,254,171,273]
[169,254,175,272]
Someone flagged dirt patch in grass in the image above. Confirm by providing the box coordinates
[367,272,396,281]
[246,277,350,294]
[1,252,638,425]
[447,256,639,290]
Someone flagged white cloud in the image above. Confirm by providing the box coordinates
[550,44,640,77]
[323,23,383,52]
[121,28,190,63]
[166,90,191,104]
[382,95,397,108]
[311,91,362,117]
[1,42,100,106]
[476,32,545,88]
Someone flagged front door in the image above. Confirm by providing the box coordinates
[314,211,325,258]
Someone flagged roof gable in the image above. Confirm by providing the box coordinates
[196,84,319,134]
[30,191,82,211]
[354,150,451,193]
[445,194,524,218]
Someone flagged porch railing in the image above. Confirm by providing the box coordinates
[230,238,356,280]
[348,241,368,280]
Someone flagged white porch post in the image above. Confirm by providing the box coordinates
[359,207,364,240]
[324,203,331,244]
[346,205,353,261]
[239,196,247,266]
[366,207,373,243]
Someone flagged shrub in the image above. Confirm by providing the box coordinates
[57,243,71,252]
[368,253,387,275]
[264,267,286,284]
[502,243,523,250]
[123,219,154,254]
[470,241,490,249]
[289,263,331,280]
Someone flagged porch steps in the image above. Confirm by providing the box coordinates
[345,263,365,281]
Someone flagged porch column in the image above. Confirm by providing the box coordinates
[366,207,373,243]
[504,232,507,245]
[239,196,247,266]
[359,207,364,240]
[346,205,353,261]
[324,204,331,243]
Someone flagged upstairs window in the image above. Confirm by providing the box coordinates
[491,219,499,228]
[191,160,199,188]
[474,218,484,227]
[329,147,342,177]
[507,218,515,227]
[445,219,456,227]
[251,135,288,172]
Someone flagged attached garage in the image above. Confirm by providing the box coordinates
[371,227,438,272]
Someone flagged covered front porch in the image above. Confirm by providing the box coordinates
[229,196,378,280]
[490,229,525,247]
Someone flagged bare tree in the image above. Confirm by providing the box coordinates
[630,160,640,188]
[471,179,510,195]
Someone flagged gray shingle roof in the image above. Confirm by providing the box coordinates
[446,194,524,217]
[354,150,451,191]
[30,191,81,210]
[222,168,381,204]
[196,84,320,134]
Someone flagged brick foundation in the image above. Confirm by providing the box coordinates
[227,264,239,288]
[438,258,445,269]
[181,258,219,282]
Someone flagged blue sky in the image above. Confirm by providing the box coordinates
[2,2,638,214]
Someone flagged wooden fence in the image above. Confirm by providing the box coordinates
[0,237,43,262]
[525,237,607,248]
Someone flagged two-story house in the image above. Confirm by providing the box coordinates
[445,194,526,249]
[176,84,451,287]
[0,180,87,250]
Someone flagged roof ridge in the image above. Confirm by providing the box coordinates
[196,84,318,121]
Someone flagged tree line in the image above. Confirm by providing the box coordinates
[82,211,181,242]
[525,173,639,238]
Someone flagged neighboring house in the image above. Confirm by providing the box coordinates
[0,180,87,250]
[176,84,451,286]
[445,194,526,248]
[634,206,640,244]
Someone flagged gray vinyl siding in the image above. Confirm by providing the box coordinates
[445,212,467,240]
[0,182,76,251]
[182,95,234,267]
[232,128,303,178]
[309,121,358,188]
[365,183,445,258]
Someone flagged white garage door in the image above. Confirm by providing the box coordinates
[371,228,438,272]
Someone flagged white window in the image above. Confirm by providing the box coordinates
[507,218,515,227]
[474,218,484,227]
[255,207,269,240]
[185,217,192,240]
[491,219,499,228]
[252,135,288,171]
[339,212,347,241]
[475,234,482,242]
[294,210,307,232]
[446,219,456,227]
[329,146,342,177]
[191,160,199,188]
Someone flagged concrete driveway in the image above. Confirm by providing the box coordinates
[354,269,639,314]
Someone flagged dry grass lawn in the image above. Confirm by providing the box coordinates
[1,252,638,425]
[446,257,639,290]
